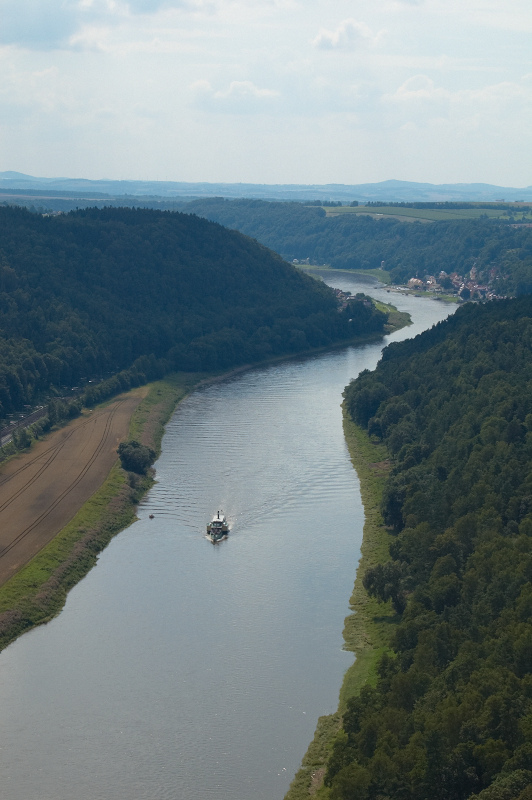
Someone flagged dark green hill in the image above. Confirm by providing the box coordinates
[184,198,532,295]
[330,296,532,800]
[0,206,386,418]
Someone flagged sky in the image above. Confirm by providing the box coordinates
[0,0,531,186]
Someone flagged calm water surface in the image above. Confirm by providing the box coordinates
[0,278,455,800]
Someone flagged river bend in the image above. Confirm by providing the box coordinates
[0,276,455,800]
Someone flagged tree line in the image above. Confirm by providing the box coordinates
[0,205,387,424]
[5,198,532,296]
[328,296,532,800]
[183,198,532,295]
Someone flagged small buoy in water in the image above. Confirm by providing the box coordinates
[149,514,154,519]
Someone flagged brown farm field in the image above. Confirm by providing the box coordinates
[0,396,142,587]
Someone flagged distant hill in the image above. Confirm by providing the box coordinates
[3,191,530,297]
[0,205,386,419]
[1,172,531,203]
[182,198,532,296]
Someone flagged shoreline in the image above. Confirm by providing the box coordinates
[0,309,407,655]
[303,266,461,304]
[0,376,201,653]
[284,409,396,800]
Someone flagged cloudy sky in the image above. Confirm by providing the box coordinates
[1,0,531,186]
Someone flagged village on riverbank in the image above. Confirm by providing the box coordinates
[304,261,507,304]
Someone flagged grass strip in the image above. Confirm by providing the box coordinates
[323,206,514,221]
[303,265,391,285]
[285,408,396,800]
[374,301,411,334]
[338,410,397,704]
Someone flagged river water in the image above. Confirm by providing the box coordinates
[0,276,455,800]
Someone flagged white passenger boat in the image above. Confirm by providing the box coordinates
[206,511,229,543]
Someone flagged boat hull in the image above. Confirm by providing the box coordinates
[206,531,228,543]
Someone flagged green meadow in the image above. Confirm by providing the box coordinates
[324,204,532,222]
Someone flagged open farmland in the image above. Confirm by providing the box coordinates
[0,397,141,587]
[324,204,532,222]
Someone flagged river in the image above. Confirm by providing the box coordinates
[0,276,456,800]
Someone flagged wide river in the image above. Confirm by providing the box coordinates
[0,276,455,800]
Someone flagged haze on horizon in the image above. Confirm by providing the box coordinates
[0,0,531,189]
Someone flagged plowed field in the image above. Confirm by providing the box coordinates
[0,396,141,587]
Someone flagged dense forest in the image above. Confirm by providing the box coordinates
[0,205,386,420]
[329,297,532,800]
[184,198,532,295]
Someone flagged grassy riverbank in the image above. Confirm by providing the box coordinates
[302,265,392,285]
[377,303,411,334]
[284,410,396,800]
[0,374,200,653]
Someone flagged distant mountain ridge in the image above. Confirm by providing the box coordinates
[1,172,531,203]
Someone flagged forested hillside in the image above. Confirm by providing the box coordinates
[329,297,532,800]
[0,206,386,419]
[185,198,532,295]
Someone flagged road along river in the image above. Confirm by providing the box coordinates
[0,276,456,800]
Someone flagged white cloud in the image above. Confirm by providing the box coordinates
[190,79,281,113]
[312,18,383,50]
[0,58,65,113]
[124,0,214,13]
[1,0,532,184]
[0,0,79,49]
[125,0,184,10]
[383,74,532,135]
[389,74,450,104]
[431,0,532,33]
[386,0,424,6]
[0,0,212,51]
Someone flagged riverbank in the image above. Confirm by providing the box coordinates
[302,265,391,285]
[303,265,462,305]
[0,303,409,655]
[0,374,202,653]
[284,409,396,800]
